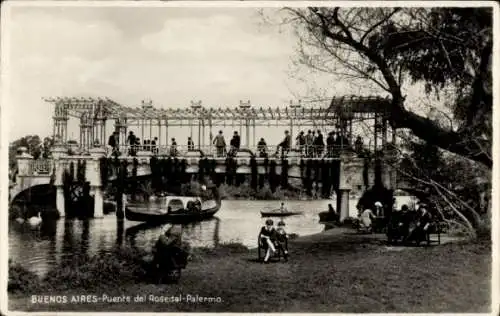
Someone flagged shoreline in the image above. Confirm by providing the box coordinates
[8,228,490,313]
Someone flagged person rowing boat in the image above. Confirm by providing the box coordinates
[280,202,286,213]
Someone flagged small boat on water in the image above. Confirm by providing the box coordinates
[318,211,339,223]
[125,186,221,223]
[260,209,303,217]
[318,204,340,223]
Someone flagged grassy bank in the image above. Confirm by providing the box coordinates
[8,231,491,313]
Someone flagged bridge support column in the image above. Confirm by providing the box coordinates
[56,186,65,217]
[51,146,68,217]
[336,189,350,222]
[93,186,104,218]
[89,147,106,218]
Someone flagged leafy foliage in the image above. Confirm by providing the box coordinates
[285,7,492,167]
[9,135,54,170]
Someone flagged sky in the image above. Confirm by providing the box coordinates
[2,4,439,147]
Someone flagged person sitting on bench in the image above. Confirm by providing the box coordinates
[388,204,409,242]
[414,204,433,242]
[359,208,376,232]
[259,219,277,263]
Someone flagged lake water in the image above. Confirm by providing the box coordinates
[9,199,353,277]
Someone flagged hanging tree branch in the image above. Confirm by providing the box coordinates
[286,7,492,168]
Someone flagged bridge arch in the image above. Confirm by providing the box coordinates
[10,184,56,205]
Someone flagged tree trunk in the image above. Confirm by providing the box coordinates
[390,105,491,168]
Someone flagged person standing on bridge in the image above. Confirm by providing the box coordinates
[311,130,317,157]
[354,136,364,157]
[278,130,291,158]
[187,137,195,151]
[151,137,158,155]
[127,131,136,156]
[296,131,305,154]
[213,131,226,157]
[170,138,178,157]
[305,130,314,158]
[229,131,240,157]
[326,132,335,157]
[314,130,324,158]
[231,131,241,149]
[108,131,120,157]
[257,138,267,158]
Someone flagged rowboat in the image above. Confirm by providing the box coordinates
[260,209,303,217]
[318,211,338,222]
[125,186,221,223]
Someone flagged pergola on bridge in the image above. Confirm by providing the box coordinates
[44,95,395,156]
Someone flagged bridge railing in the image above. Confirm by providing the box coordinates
[108,144,368,159]
[30,159,53,175]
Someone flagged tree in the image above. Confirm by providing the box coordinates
[284,7,492,168]
[396,133,490,236]
[9,135,54,171]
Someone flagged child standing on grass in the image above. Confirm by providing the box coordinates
[259,219,277,263]
[276,221,289,261]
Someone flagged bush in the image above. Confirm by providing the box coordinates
[8,260,42,293]
[42,247,148,291]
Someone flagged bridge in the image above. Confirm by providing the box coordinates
[11,145,396,221]
[10,95,400,221]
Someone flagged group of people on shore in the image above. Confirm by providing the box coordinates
[387,203,434,244]
[357,201,435,244]
[259,218,289,263]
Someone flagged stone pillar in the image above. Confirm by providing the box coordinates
[51,146,68,217]
[338,154,355,221]
[56,186,65,217]
[89,147,106,218]
[16,147,33,176]
[93,187,104,218]
[338,189,351,222]
[51,145,67,160]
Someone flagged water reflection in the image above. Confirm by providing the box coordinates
[9,199,350,277]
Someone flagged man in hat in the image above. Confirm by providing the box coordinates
[108,131,119,153]
[187,137,195,151]
[213,130,226,157]
[170,138,178,156]
[278,130,291,158]
[314,130,325,158]
[413,203,433,244]
[296,131,306,154]
[305,130,314,157]
[127,131,136,156]
[231,131,241,150]
[257,137,268,158]
[374,201,384,217]
[326,131,335,157]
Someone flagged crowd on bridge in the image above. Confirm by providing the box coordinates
[106,128,366,159]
